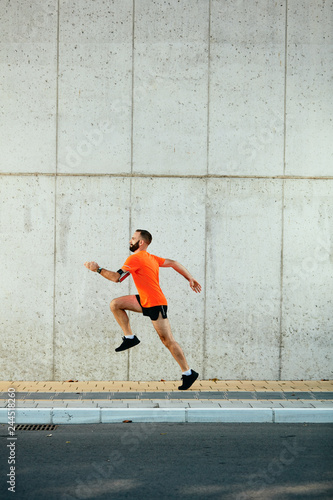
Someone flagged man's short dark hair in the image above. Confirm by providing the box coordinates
[136,229,152,245]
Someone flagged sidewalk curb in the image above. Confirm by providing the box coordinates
[1,407,333,424]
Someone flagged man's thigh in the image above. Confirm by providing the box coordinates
[151,315,175,341]
[113,295,143,313]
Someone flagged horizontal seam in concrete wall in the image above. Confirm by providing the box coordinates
[0,173,332,180]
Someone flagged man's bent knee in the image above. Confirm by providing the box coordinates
[110,296,142,314]
[110,298,120,312]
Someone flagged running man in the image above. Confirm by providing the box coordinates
[84,229,201,390]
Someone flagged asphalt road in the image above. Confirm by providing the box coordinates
[1,423,332,500]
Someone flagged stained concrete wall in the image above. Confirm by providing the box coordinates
[0,0,332,381]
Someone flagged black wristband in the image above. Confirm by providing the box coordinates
[97,267,103,274]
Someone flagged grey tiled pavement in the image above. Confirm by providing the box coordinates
[1,390,332,409]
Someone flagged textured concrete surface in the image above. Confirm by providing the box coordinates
[133,0,209,175]
[205,179,283,379]
[286,0,333,176]
[58,0,133,174]
[0,176,55,380]
[0,0,58,173]
[0,1,332,381]
[281,180,333,379]
[209,0,286,176]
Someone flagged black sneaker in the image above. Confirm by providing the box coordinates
[178,370,199,390]
[115,336,140,352]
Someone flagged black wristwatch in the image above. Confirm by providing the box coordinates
[97,267,103,274]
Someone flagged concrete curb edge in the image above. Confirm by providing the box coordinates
[1,407,333,424]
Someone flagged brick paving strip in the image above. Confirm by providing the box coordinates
[0,381,333,402]
[1,380,332,393]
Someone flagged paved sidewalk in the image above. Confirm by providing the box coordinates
[1,380,332,424]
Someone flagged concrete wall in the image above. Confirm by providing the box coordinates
[0,0,332,381]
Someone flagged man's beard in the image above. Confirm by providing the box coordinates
[129,241,140,253]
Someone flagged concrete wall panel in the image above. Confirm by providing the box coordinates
[127,178,206,380]
[57,0,133,174]
[205,179,283,379]
[0,176,55,379]
[209,0,285,176]
[54,176,131,380]
[286,0,333,176]
[133,0,209,175]
[281,180,333,379]
[0,1,58,173]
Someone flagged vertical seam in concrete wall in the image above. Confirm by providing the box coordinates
[206,0,211,177]
[279,182,285,380]
[203,179,208,380]
[130,0,136,177]
[128,176,133,380]
[278,0,289,380]
[283,0,288,178]
[52,0,61,380]
[202,0,212,380]
[127,0,136,381]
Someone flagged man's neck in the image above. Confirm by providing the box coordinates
[134,246,148,254]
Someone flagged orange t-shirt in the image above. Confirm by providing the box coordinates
[121,251,167,308]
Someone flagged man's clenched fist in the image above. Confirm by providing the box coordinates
[84,261,99,272]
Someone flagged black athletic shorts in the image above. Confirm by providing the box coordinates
[136,295,168,321]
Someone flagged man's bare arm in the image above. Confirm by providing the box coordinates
[161,259,202,293]
[84,261,120,283]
